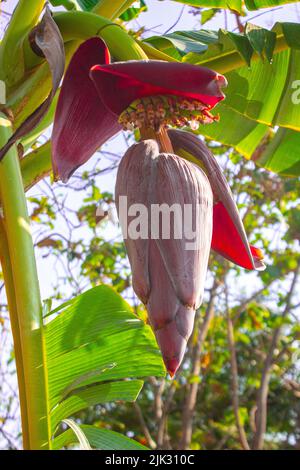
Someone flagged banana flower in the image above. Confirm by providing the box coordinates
[52,37,225,181]
[52,37,265,376]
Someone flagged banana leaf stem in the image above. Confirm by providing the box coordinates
[0,0,45,85]
[92,0,136,20]
[8,42,77,128]
[53,12,147,60]
[0,220,30,449]
[0,114,50,449]
[23,11,147,71]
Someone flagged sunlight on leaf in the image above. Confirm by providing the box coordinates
[62,419,92,450]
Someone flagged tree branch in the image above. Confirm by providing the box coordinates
[133,402,156,450]
[252,266,299,449]
[225,282,250,450]
[179,279,218,450]
[156,381,177,449]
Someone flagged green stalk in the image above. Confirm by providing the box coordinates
[54,12,148,60]
[7,63,54,127]
[92,0,136,20]
[0,0,45,85]
[21,95,58,152]
[0,220,30,449]
[8,42,77,127]
[137,40,179,62]
[0,114,50,449]
[21,141,52,192]
[195,34,289,74]
[23,12,147,72]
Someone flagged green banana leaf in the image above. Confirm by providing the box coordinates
[171,0,300,13]
[201,9,221,25]
[51,0,147,19]
[144,23,298,68]
[199,103,269,158]
[52,425,148,449]
[255,127,300,176]
[42,284,165,449]
[223,48,300,130]
[198,105,300,177]
[120,1,147,21]
[144,22,300,176]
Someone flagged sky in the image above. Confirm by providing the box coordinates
[132,0,300,32]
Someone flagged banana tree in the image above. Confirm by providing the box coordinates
[0,0,298,450]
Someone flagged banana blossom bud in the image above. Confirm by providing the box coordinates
[52,37,226,182]
[116,140,213,376]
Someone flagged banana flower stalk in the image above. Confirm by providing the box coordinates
[52,37,265,376]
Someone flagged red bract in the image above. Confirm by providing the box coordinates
[52,37,226,181]
[90,61,226,116]
[212,202,264,270]
[52,38,121,182]
[168,129,265,272]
